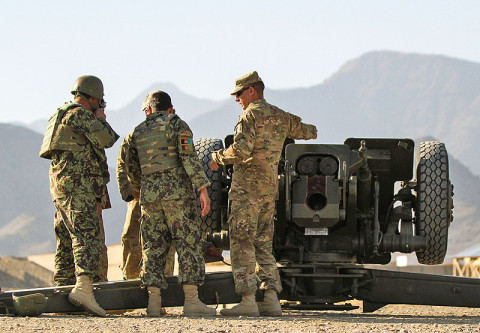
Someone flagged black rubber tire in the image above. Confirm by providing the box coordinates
[414,141,452,265]
[195,137,224,235]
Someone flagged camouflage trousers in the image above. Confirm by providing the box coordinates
[121,200,175,279]
[229,196,282,295]
[53,195,108,286]
[140,197,205,289]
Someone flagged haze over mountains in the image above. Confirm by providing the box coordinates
[2,50,480,258]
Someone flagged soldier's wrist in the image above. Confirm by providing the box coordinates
[198,183,211,192]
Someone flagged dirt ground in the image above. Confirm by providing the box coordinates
[1,303,480,332]
[2,262,479,332]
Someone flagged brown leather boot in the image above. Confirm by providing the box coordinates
[146,286,163,317]
[68,275,106,317]
[258,289,282,316]
[183,284,216,316]
[220,293,259,317]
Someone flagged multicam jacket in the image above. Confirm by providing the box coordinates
[125,111,210,204]
[116,138,136,202]
[212,99,317,200]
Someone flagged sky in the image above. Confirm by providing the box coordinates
[1,0,479,124]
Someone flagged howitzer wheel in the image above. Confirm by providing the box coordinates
[414,141,453,265]
[195,138,224,235]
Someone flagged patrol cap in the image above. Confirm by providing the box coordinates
[142,90,172,111]
[230,71,263,95]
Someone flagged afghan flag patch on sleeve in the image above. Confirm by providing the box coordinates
[179,130,194,153]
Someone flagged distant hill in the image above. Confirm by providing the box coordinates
[0,124,54,256]
[3,50,480,258]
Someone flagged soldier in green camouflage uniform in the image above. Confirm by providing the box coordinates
[53,158,110,285]
[116,137,176,280]
[211,71,317,316]
[125,90,216,317]
[40,75,119,316]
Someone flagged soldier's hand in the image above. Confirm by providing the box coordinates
[313,133,317,139]
[95,108,107,119]
[210,160,219,171]
[199,187,211,216]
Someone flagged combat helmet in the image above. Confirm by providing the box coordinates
[71,75,104,100]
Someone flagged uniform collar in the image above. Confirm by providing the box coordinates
[146,111,167,120]
[246,98,266,110]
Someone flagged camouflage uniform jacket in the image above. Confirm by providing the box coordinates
[49,104,119,202]
[212,99,317,200]
[125,111,210,204]
[116,138,136,202]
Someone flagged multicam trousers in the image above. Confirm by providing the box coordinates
[140,197,205,289]
[121,200,175,279]
[229,195,282,295]
[53,195,107,285]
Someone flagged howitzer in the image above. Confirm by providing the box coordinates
[4,136,480,316]
[199,137,455,309]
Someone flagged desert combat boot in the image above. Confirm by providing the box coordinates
[220,292,260,317]
[146,286,163,316]
[183,284,216,316]
[258,289,282,316]
[68,274,106,317]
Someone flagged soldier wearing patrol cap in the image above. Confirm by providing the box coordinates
[211,71,318,316]
[39,75,119,317]
[124,90,216,317]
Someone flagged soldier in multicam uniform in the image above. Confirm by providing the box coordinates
[211,71,317,316]
[39,75,119,317]
[125,90,216,317]
[115,142,143,278]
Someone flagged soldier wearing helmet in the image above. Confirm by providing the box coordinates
[124,90,216,317]
[70,75,106,111]
[39,75,119,317]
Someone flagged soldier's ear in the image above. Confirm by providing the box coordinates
[249,86,259,98]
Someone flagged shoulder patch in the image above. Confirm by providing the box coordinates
[179,136,194,153]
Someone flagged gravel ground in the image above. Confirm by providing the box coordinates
[1,303,480,332]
